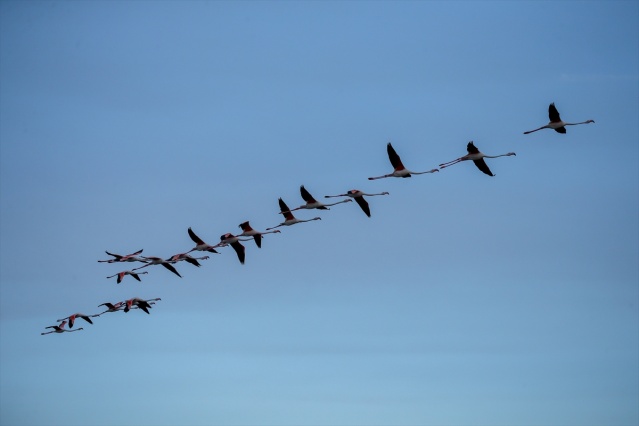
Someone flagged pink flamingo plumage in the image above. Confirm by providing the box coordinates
[56,313,94,328]
[124,297,161,314]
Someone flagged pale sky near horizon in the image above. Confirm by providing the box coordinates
[1,1,638,426]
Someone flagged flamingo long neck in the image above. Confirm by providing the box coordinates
[565,120,593,126]
[325,199,349,206]
[484,153,513,159]
[411,168,439,175]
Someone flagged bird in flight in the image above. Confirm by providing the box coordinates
[368,143,439,180]
[56,313,94,328]
[41,321,84,335]
[237,221,281,248]
[266,198,321,230]
[324,189,389,217]
[219,233,249,264]
[524,103,594,134]
[106,270,148,284]
[133,256,182,278]
[439,141,515,176]
[167,253,210,267]
[284,185,353,211]
[98,249,146,263]
[186,228,221,254]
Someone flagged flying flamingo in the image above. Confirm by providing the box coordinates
[98,249,147,263]
[56,313,94,328]
[324,189,389,217]
[266,198,321,230]
[94,301,126,316]
[237,221,281,248]
[41,321,84,335]
[106,270,148,284]
[124,297,161,314]
[368,143,439,180]
[132,256,182,278]
[220,233,249,265]
[167,253,210,267]
[439,141,516,176]
[284,185,353,212]
[524,103,594,134]
[187,227,221,254]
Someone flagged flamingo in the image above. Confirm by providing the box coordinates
[524,103,594,134]
[98,249,147,263]
[132,256,182,278]
[220,233,249,264]
[167,253,209,267]
[266,198,321,230]
[284,185,353,212]
[368,143,439,180]
[56,313,94,328]
[124,297,161,314]
[237,221,281,248]
[106,270,148,284]
[187,227,221,254]
[439,141,516,176]
[324,190,389,217]
[94,301,126,316]
[41,321,84,335]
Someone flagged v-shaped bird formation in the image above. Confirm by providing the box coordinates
[41,103,594,335]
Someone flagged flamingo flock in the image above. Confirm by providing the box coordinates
[41,103,594,335]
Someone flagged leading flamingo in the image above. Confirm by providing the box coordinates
[266,198,321,230]
[524,103,594,134]
[439,141,515,176]
[324,189,389,217]
[368,143,439,180]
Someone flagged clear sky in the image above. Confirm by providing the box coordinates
[1,1,637,425]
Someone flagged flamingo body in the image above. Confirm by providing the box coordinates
[324,189,389,217]
[439,141,515,176]
[524,103,594,134]
[220,233,247,264]
[238,221,281,248]
[368,143,439,180]
[266,198,322,230]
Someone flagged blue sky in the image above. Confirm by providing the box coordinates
[1,1,637,425]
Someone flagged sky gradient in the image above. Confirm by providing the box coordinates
[1,1,638,425]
